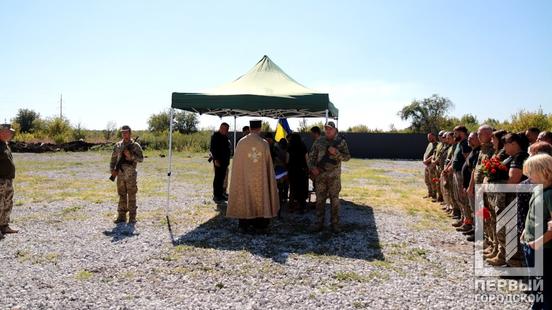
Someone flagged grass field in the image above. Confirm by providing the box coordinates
[2,151,514,309]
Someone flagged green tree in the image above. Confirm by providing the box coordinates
[13,108,40,133]
[506,108,551,132]
[398,94,454,133]
[457,114,480,132]
[174,111,199,134]
[481,118,502,130]
[148,110,171,132]
[261,121,272,132]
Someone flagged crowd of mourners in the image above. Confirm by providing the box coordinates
[423,125,552,309]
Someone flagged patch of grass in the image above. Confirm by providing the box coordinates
[369,260,393,269]
[301,252,338,261]
[402,248,430,262]
[334,271,369,283]
[75,270,94,281]
[15,250,60,265]
[15,250,30,262]
[119,271,135,279]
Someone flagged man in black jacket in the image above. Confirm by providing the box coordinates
[210,123,231,202]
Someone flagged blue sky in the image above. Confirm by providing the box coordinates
[1,0,551,131]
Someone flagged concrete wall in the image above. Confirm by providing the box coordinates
[300,133,427,160]
[233,132,427,160]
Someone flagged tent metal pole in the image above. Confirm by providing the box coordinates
[233,115,237,151]
[166,108,175,243]
[325,109,329,124]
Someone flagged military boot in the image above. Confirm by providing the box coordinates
[0,225,19,234]
[483,244,495,255]
[452,219,464,227]
[486,249,506,266]
[128,211,137,224]
[114,212,127,224]
[484,246,498,259]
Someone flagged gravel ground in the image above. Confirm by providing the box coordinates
[0,153,533,309]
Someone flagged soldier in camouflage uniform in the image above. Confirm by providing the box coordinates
[468,125,495,255]
[439,132,456,215]
[110,125,144,224]
[444,133,459,218]
[0,124,17,240]
[308,121,351,233]
[438,133,452,211]
[431,131,446,202]
[422,132,437,199]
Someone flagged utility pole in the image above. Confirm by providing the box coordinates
[59,93,63,118]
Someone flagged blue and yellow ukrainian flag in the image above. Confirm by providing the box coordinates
[274,118,292,142]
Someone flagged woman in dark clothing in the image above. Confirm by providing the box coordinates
[492,130,509,161]
[501,133,530,267]
[286,133,309,212]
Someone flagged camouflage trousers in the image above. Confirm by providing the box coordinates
[486,186,508,256]
[424,165,435,197]
[440,172,454,208]
[314,171,341,226]
[453,171,472,222]
[0,178,14,227]
[431,165,443,200]
[116,167,138,213]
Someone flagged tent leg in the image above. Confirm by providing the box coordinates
[233,115,237,151]
[325,109,329,125]
[166,108,175,244]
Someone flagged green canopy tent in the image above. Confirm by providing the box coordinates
[171,55,339,118]
[165,56,339,241]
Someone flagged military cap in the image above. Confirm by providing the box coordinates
[250,120,262,129]
[324,121,337,130]
[0,124,15,132]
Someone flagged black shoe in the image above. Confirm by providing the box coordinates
[213,196,226,202]
[466,234,475,242]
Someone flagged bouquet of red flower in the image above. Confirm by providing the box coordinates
[475,207,491,220]
[481,156,508,181]
[432,177,440,184]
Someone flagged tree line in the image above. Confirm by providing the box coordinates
[7,95,551,148]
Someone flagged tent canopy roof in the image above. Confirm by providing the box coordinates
[171,55,338,118]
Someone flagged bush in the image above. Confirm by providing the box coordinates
[505,108,551,132]
[45,117,73,143]
[72,123,86,141]
[140,130,212,152]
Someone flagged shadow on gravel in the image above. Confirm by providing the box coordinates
[174,199,384,263]
[103,223,139,242]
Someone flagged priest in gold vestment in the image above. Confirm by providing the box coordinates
[227,120,280,233]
